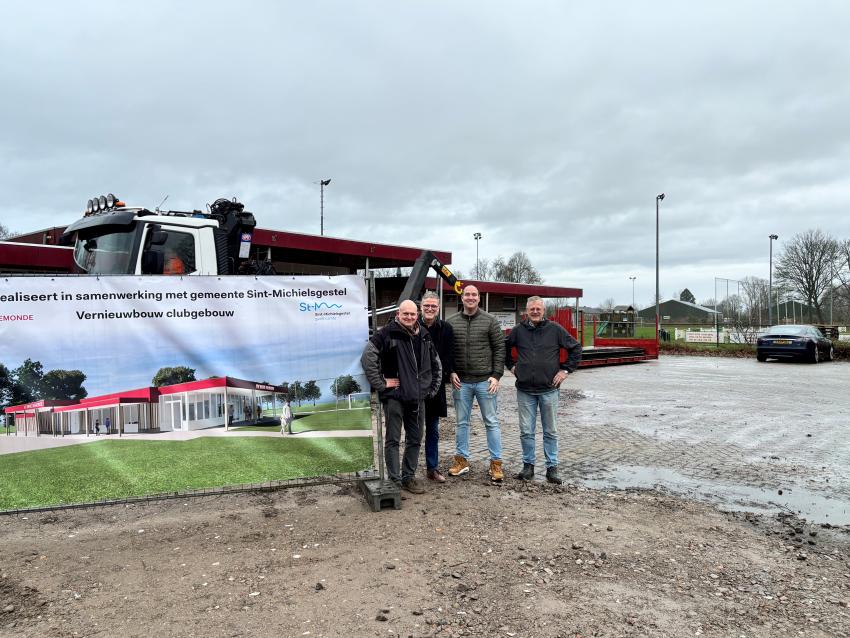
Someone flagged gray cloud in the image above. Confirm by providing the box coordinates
[2,1,849,307]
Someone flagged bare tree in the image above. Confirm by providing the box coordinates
[739,276,769,327]
[831,239,850,322]
[601,297,616,311]
[0,222,14,240]
[775,230,839,323]
[488,251,543,284]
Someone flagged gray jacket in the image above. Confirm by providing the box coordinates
[447,309,505,383]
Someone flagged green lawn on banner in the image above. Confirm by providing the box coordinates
[236,407,371,433]
[0,436,374,511]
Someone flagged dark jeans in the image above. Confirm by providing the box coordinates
[425,414,440,471]
[384,398,423,483]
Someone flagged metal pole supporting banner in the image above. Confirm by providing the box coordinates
[369,273,386,482]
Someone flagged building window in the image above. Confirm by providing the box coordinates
[503,296,517,311]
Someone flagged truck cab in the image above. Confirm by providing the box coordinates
[62,195,256,276]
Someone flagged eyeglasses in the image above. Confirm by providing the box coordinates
[421,304,439,309]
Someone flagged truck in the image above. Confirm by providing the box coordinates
[60,193,462,306]
[61,194,272,276]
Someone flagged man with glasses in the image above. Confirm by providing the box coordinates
[419,291,454,482]
[505,296,581,484]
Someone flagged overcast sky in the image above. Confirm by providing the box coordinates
[2,1,849,308]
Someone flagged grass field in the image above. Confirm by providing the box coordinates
[235,407,371,433]
[0,436,374,511]
[261,399,370,418]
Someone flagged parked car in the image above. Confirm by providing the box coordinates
[756,324,834,363]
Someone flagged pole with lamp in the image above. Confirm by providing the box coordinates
[629,276,637,337]
[768,234,778,325]
[655,193,665,344]
[318,178,331,236]
[473,232,482,279]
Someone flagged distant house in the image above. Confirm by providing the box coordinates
[637,299,719,325]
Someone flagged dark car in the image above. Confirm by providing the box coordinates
[756,324,834,363]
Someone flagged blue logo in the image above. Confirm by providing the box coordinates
[299,302,343,312]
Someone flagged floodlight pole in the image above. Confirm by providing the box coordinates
[629,276,636,309]
[768,234,778,325]
[655,193,665,344]
[474,232,482,279]
[319,178,331,236]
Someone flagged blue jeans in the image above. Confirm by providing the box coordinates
[516,388,559,468]
[453,381,501,461]
[425,414,440,471]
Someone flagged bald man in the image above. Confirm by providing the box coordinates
[362,299,442,494]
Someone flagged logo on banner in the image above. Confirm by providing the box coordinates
[298,301,350,321]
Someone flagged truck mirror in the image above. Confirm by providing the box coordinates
[141,250,165,274]
[143,225,169,249]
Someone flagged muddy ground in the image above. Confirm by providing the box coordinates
[1,481,848,637]
[1,357,849,637]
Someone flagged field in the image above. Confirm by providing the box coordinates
[0,436,373,511]
[235,405,371,433]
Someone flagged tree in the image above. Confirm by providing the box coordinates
[290,380,304,406]
[601,298,616,311]
[0,363,13,408]
[11,358,43,405]
[302,380,321,406]
[488,252,543,284]
[679,288,696,304]
[152,366,196,387]
[40,369,88,401]
[0,222,13,240]
[775,230,839,323]
[330,375,362,398]
[738,277,769,327]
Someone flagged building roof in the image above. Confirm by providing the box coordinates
[425,277,582,299]
[638,299,719,315]
[4,223,451,272]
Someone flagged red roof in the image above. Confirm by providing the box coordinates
[0,242,74,272]
[252,228,451,269]
[425,277,582,298]
[4,399,78,414]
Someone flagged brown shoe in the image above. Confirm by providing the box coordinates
[448,455,470,476]
[401,478,426,494]
[488,460,504,483]
[427,469,446,483]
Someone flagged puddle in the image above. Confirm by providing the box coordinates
[578,465,850,525]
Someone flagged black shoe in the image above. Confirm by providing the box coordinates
[402,479,426,494]
[514,463,534,481]
[546,467,562,485]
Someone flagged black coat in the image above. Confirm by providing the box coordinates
[505,318,582,393]
[421,317,454,418]
[361,319,442,403]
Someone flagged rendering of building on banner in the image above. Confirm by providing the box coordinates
[4,377,287,437]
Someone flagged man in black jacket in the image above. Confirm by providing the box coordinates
[505,296,581,484]
[361,300,442,494]
[419,291,454,483]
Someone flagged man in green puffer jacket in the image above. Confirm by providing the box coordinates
[446,285,506,482]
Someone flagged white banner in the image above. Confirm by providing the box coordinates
[1,275,368,396]
[0,275,374,510]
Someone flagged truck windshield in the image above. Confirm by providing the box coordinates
[73,230,136,274]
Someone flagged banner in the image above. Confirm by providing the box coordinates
[0,275,373,510]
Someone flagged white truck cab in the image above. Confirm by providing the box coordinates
[62,195,257,276]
